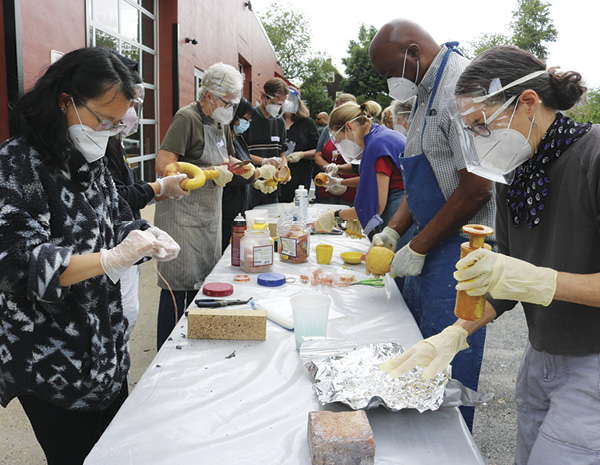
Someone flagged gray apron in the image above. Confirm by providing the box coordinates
[154,123,229,290]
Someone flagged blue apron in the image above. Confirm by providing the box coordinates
[399,45,486,431]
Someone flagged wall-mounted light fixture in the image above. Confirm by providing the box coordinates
[244,1,253,10]
[185,37,198,45]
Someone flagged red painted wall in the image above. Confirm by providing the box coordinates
[20,0,86,91]
[0,4,9,142]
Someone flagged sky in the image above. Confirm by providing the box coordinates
[249,0,600,89]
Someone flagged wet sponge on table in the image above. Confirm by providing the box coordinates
[187,308,267,341]
[308,410,375,465]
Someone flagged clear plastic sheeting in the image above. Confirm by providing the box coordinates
[84,204,485,465]
[303,340,448,412]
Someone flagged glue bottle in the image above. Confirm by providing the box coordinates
[252,217,268,231]
[231,213,246,266]
[294,185,308,224]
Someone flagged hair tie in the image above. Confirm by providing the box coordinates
[359,101,367,112]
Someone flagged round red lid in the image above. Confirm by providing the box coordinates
[202,282,234,297]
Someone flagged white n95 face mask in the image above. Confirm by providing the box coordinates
[266,103,282,118]
[68,124,111,163]
[387,50,419,102]
[212,105,235,124]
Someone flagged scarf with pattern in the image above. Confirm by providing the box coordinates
[506,113,591,228]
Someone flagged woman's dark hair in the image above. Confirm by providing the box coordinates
[230,97,253,129]
[9,47,136,163]
[455,45,587,111]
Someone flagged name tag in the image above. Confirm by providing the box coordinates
[271,136,280,142]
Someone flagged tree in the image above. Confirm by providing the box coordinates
[300,55,335,119]
[259,2,312,81]
[341,25,392,111]
[510,0,557,59]
[565,88,600,124]
[466,0,557,59]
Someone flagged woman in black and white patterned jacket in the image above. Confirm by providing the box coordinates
[0,47,180,465]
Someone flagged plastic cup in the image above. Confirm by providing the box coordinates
[316,244,333,264]
[245,209,268,229]
[291,294,331,350]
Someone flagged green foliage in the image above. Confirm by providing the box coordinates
[510,0,557,59]
[565,88,600,124]
[259,2,312,81]
[341,25,391,110]
[465,0,557,59]
[300,55,335,119]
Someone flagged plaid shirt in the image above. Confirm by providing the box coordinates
[404,46,496,238]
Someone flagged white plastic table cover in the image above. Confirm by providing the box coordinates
[85,204,485,465]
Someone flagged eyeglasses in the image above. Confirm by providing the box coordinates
[78,100,128,135]
[217,96,237,109]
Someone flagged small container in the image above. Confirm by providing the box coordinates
[278,221,310,264]
[231,213,246,266]
[202,282,234,297]
[240,229,274,273]
[294,185,308,224]
[252,217,268,231]
[257,272,287,287]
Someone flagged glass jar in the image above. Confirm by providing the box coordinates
[278,221,310,264]
[240,229,274,273]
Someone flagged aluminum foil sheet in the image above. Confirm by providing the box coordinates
[303,340,449,413]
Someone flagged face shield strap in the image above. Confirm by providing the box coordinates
[472,70,545,104]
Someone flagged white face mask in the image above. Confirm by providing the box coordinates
[266,103,282,118]
[387,50,419,102]
[212,105,235,124]
[122,106,139,136]
[472,101,534,183]
[68,100,111,163]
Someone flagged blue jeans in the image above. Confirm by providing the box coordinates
[157,289,197,350]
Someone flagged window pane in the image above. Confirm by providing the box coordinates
[143,124,156,156]
[123,131,141,157]
[143,158,157,181]
[142,88,155,120]
[141,0,154,15]
[121,44,140,67]
[93,0,118,32]
[141,51,155,85]
[95,30,118,51]
[119,0,139,42]
[141,13,154,49]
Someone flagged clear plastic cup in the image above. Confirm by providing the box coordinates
[291,294,331,350]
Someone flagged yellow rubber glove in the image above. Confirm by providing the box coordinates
[232,163,255,179]
[380,326,469,379]
[344,219,364,239]
[287,151,304,163]
[253,179,277,194]
[454,248,558,306]
[256,164,277,180]
[211,165,234,187]
[390,242,426,278]
[371,226,400,251]
[314,210,336,233]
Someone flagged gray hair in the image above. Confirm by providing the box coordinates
[391,98,414,125]
[199,62,243,100]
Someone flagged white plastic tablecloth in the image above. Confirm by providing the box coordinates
[85,204,485,465]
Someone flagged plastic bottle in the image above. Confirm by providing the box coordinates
[252,217,268,231]
[294,185,308,224]
[231,213,246,266]
[240,229,274,273]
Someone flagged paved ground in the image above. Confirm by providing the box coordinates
[0,204,528,464]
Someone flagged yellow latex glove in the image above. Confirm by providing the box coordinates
[344,219,364,239]
[287,151,304,163]
[253,179,277,194]
[211,165,234,187]
[256,164,277,180]
[314,210,336,233]
[380,326,469,379]
[454,248,558,306]
[371,226,400,251]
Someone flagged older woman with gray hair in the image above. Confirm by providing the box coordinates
[154,62,244,349]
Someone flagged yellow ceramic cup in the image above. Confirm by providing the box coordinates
[316,244,334,265]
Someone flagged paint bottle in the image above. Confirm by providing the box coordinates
[231,213,246,266]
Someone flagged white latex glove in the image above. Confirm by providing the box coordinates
[372,226,400,251]
[261,157,282,169]
[322,174,346,195]
[100,229,156,283]
[156,174,188,199]
[314,210,336,232]
[256,164,277,180]
[212,164,234,187]
[380,326,469,379]
[239,163,256,179]
[454,248,558,306]
[287,151,304,163]
[344,219,364,239]
[324,163,339,175]
[390,242,427,278]
[146,226,180,261]
[253,179,277,194]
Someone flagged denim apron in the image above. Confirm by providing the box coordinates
[399,45,486,430]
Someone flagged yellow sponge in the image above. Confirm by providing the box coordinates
[188,308,267,341]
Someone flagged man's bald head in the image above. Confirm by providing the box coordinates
[369,19,441,84]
